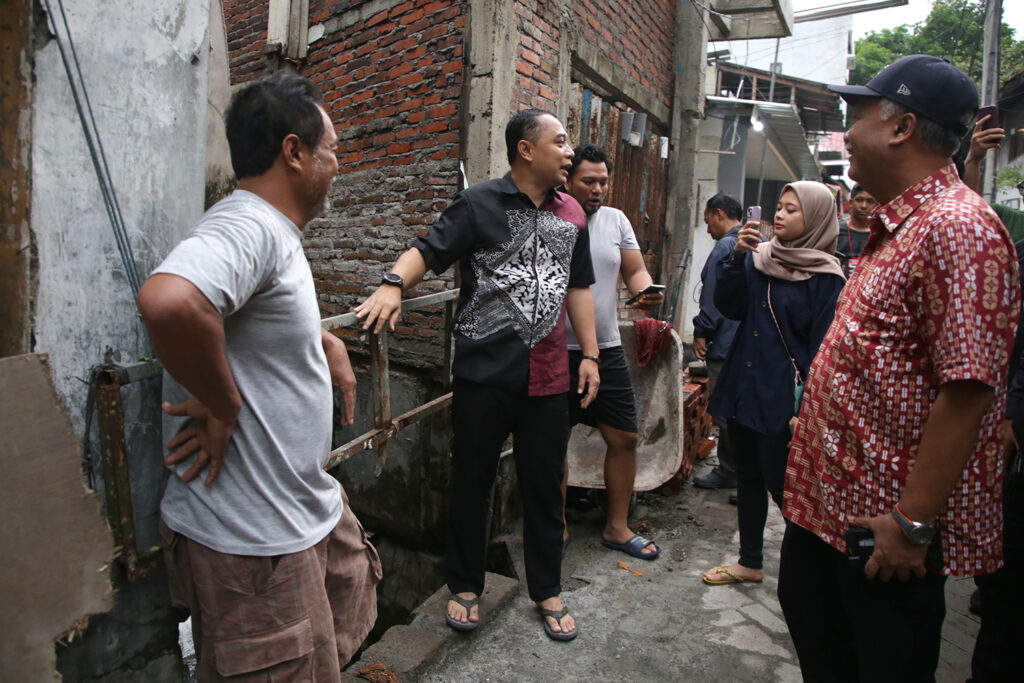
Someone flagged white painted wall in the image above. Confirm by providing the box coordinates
[32,0,210,428]
[680,117,727,342]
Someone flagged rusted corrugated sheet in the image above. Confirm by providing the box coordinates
[0,0,34,357]
[572,88,667,259]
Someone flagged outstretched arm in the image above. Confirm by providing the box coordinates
[354,248,429,333]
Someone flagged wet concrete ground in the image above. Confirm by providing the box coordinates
[397,454,980,682]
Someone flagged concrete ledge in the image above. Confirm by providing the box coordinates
[350,625,444,680]
[346,571,519,680]
[410,571,519,634]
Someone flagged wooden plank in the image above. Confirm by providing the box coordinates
[0,354,115,681]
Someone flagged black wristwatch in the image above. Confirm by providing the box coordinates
[381,273,404,290]
[892,504,937,545]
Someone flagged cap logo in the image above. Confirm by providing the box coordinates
[897,83,911,96]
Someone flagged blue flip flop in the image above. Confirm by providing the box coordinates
[601,534,661,560]
[445,594,480,631]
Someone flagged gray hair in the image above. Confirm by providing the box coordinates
[879,98,968,156]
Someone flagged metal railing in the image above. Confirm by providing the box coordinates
[95,289,459,578]
[320,289,458,475]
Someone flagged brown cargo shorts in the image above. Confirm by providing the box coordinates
[162,499,382,682]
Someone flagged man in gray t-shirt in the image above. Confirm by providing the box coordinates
[139,74,379,678]
[564,144,663,561]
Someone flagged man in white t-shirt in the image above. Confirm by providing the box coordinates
[564,144,663,560]
[138,73,380,680]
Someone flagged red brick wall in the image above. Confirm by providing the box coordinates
[223,1,466,365]
[512,0,561,111]
[571,0,675,110]
[508,0,674,114]
[223,0,269,83]
[308,1,466,364]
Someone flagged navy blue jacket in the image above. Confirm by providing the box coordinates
[707,250,844,438]
[692,225,742,361]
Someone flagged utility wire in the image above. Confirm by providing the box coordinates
[41,0,143,300]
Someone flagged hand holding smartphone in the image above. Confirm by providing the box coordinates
[625,284,666,306]
[735,205,764,253]
[977,105,999,131]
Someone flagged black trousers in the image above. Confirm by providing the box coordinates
[730,420,788,570]
[778,522,947,683]
[445,378,567,602]
[971,472,1024,682]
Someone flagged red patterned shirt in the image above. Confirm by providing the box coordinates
[784,165,1020,576]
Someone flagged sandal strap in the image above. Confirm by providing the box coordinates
[537,606,570,620]
[707,565,743,582]
[449,594,479,610]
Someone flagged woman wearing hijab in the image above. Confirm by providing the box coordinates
[701,181,846,586]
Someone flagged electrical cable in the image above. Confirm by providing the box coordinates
[41,0,143,301]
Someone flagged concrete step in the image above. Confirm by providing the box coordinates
[344,572,519,681]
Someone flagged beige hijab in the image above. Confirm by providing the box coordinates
[752,181,846,282]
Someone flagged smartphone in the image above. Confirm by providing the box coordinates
[746,205,761,224]
[978,105,999,130]
[625,284,666,306]
[846,527,875,569]
[846,525,945,574]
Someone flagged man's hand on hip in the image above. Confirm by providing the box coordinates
[848,513,929,582]
[163,398,236,486]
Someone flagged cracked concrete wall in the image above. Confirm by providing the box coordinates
[31,0,208,430]
[23,1,211,679]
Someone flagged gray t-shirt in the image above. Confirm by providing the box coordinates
[153,190,341,556]
[567,206,640,349]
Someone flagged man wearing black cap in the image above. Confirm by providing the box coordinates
[779,55,1021,680]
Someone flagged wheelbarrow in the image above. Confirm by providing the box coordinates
[566,322,684,491]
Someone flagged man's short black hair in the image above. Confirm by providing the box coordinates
[569,144,613,177]
[506,109,552,166]
[225,73,326,179]
[850,184,866,198]
[705,193,743,221]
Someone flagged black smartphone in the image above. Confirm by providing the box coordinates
[978,105,999,130]
[845,526,945,574]
[846,526,875,569]
[625,284,666,306]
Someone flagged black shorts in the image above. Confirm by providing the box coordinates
[568,346,638,434]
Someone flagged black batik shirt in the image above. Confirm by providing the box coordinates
[413,173,594,395]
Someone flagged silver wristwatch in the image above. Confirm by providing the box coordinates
[892,505,937,545]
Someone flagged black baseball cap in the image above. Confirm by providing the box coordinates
[828,54,978,136]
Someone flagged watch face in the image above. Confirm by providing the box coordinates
[907,524,936,545]
[382,273,403,287]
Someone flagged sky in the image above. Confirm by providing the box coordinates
[789,0,1024,41]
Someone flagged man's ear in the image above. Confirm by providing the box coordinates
[281,133,304,172]
[517,138,534,164]
[890,112,917,148]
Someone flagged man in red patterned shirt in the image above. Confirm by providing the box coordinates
[778,55,1021,681]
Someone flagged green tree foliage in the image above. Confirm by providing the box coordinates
[852,0,1024,88]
